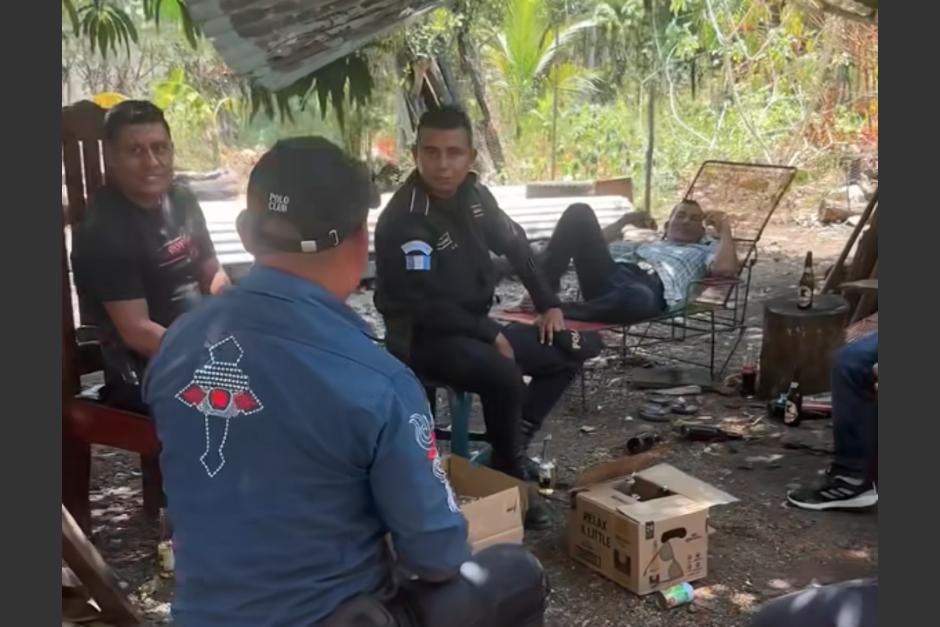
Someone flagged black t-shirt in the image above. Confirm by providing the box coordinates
[71,184,217,398]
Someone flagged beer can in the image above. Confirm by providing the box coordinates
[537,460,556,495]
[657,582,695,609]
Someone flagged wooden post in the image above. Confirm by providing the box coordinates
[550,25,560,180]
[644,82,655,213]
[821,188,878,294]
[62,506,143,626]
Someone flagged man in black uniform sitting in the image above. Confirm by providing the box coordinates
[374,106,601,528]
[72,100,230,414]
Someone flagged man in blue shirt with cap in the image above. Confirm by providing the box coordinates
[143,137,547,627]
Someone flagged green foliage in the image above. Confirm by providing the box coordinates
[60,0,877,199]
[65,1,199,53]
[152,66,247,168]
[485,0,596,134]
[246,52,374,129]
[142,0,201,49]
[63,0,80,35]
[403,8,464,58]
[75,0,139,58]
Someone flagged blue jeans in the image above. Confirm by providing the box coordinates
[831,332,878,481]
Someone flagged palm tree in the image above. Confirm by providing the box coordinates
[485,0,596,137]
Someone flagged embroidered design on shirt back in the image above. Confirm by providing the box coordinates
[177,336,263,477]
[409,412,460,513]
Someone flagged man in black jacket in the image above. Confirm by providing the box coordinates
[374,106,601,528]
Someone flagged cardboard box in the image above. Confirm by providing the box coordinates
[443,456,525,552]
[567,461,737,595]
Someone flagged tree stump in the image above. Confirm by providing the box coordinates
[758,294,850,399]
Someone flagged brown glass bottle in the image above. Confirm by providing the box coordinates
[783,370,803,426]
[797,251,814,309]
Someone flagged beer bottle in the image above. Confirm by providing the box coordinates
[783,371,803,426]
[740,346,757,398]
[797,251,814,309]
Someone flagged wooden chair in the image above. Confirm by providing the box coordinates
[62,505,144,626]
[62,100,163,533]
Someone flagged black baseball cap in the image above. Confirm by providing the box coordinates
[240,136,379,254]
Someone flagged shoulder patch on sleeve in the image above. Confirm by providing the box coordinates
[401,240,433,271]
[401,240,433,255]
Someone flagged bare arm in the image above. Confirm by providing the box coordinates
[709,221,739,278]
[199,258,230,296]
[601,211,658,243]
[103,299,167,359]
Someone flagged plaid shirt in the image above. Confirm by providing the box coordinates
[608,239,719,308]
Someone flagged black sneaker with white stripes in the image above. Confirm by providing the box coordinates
[787,474,878,511]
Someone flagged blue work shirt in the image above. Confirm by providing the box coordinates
[143,264,470,627]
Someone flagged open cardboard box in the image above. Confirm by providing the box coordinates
[567,457,737,595]
[443,455,525,552]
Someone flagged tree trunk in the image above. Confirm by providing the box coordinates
[644,82,655,214]
[456,27,505,173]
[758,295,850,399]
[588,28,597,69]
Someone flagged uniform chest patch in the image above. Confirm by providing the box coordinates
[401,240,433,271]
[176,336,263,477]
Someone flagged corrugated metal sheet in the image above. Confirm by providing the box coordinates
[187,0,446,91]
[202,187,635,275]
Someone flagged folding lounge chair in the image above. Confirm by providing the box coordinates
[493,160,798,399]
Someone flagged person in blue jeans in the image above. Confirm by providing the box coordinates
[788,331,879,510]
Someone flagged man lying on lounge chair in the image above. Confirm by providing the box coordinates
[525,200,739,324]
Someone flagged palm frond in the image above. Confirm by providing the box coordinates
[536,18,598,77]
[248,51,375,125]
[63,0,80,36]
[77,1,138,58]
[143,0,202,48]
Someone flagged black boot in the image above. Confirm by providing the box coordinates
[523,488,552,531]
[489,452,552,531]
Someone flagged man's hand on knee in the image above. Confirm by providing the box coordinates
[536,308,565,345]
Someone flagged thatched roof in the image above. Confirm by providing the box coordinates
[187,0,445,91]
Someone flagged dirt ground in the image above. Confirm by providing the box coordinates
[84,212,877,626]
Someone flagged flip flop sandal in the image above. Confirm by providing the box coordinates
[638,403,673,423]
[646,395,699,416]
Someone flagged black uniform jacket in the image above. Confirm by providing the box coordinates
[374,171,560,357]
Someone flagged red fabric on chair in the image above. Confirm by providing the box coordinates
[491,310,619,333]
[64,400,161,456]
